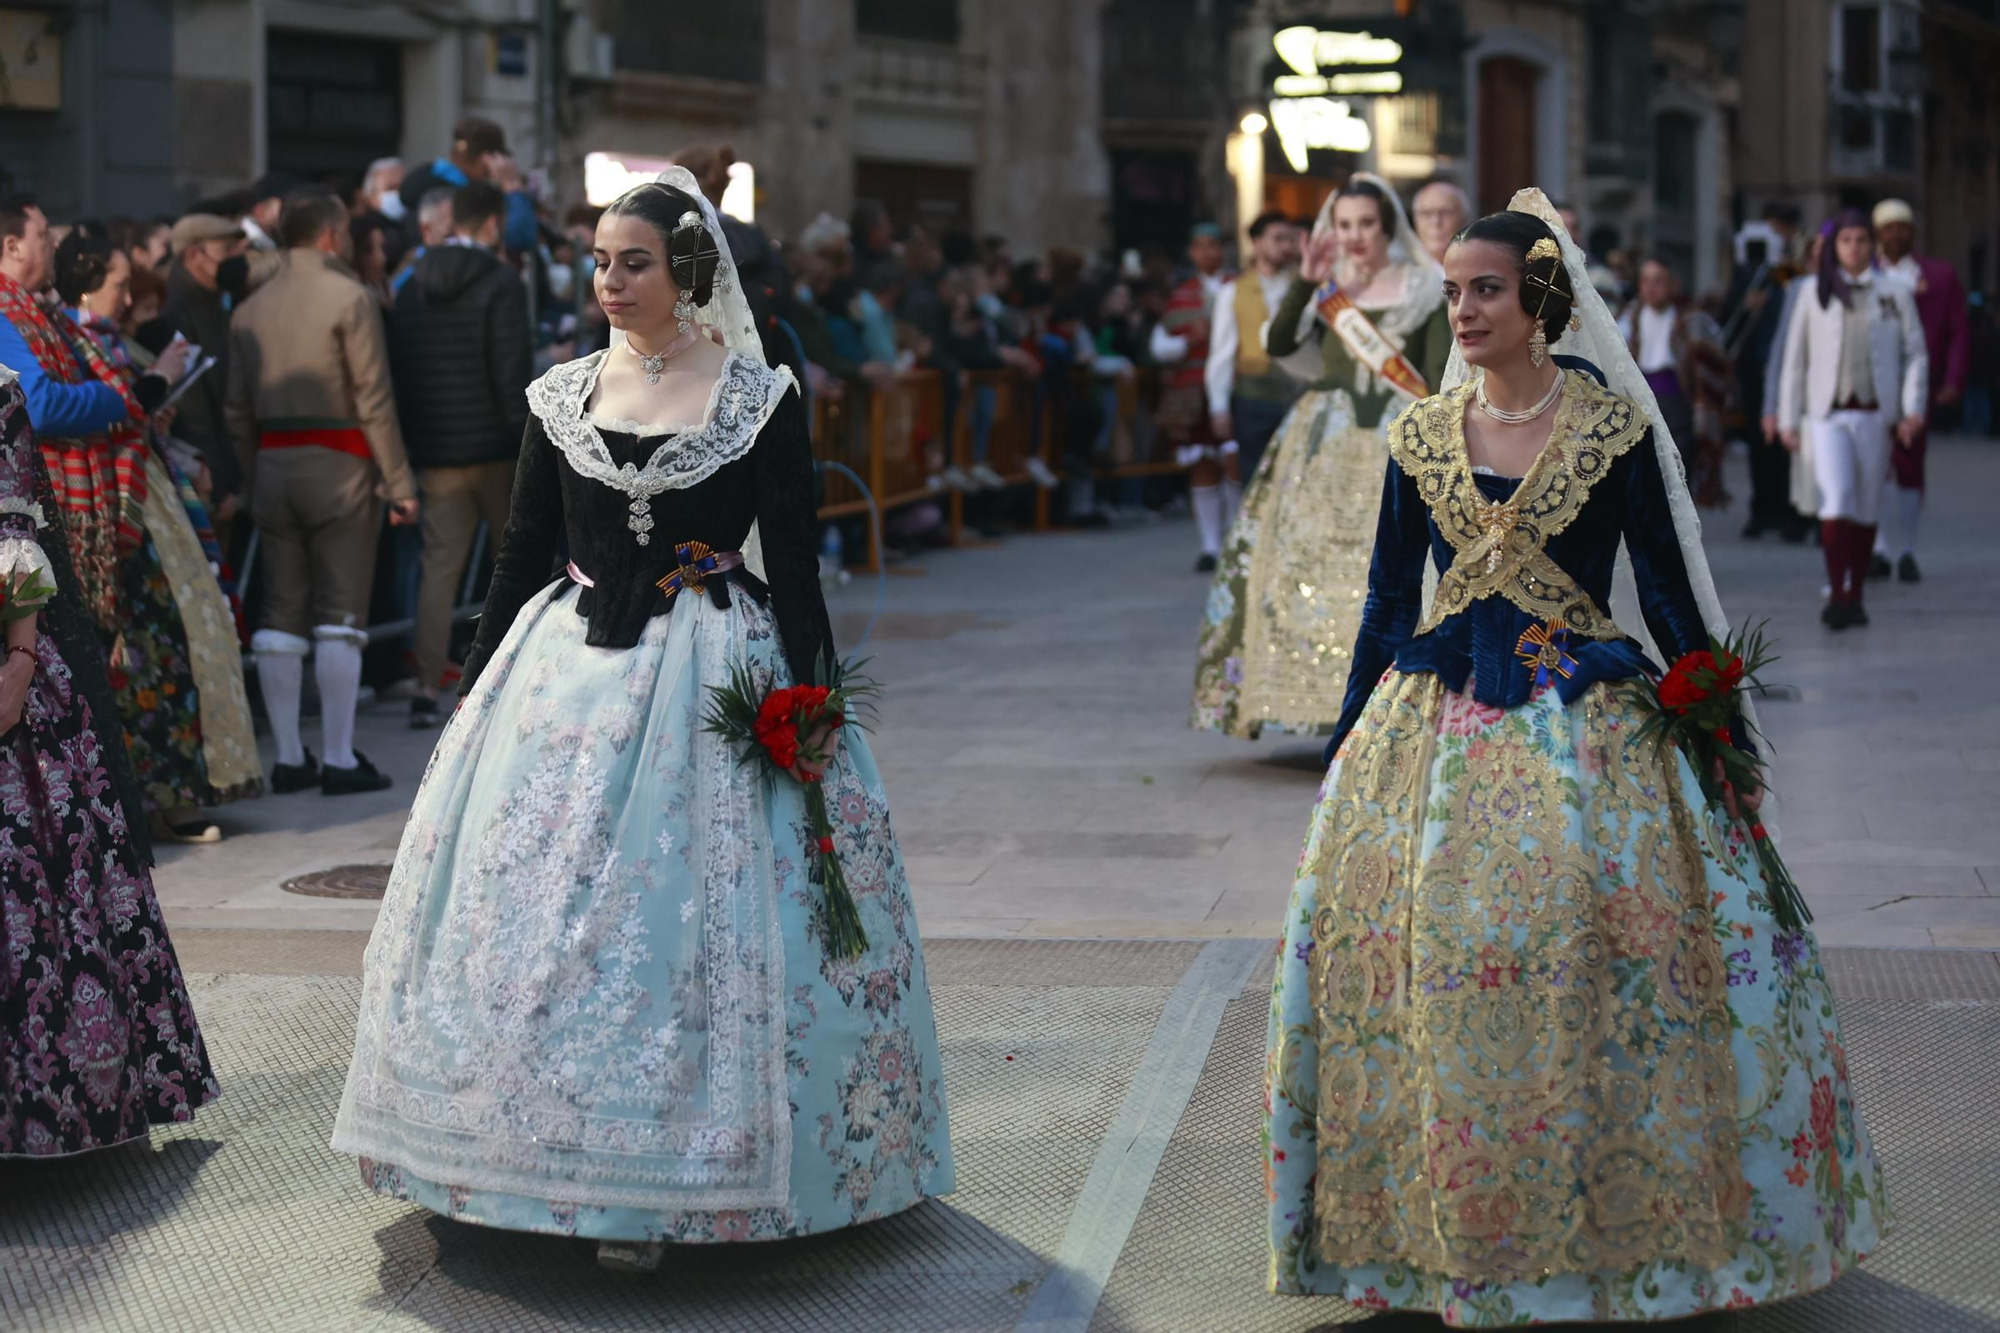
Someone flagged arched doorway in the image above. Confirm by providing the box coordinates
[1477,57,1540,214]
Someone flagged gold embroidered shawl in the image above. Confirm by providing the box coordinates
[1386,369,1650,638]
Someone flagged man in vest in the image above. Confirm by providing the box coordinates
[1204,211,1307,493]
[1870,198,1967,583]
[1150,223,1232,571]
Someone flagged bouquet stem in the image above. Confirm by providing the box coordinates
[804,781,869,959]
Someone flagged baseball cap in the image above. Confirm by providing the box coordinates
[170,213,247,254]
[454,116,509,158]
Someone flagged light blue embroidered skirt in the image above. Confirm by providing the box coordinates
[332,584,954,1242]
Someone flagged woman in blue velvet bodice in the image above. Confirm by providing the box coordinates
[1260,200,1886,1327]
[1324,355,1710,760]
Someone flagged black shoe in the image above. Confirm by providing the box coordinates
[1848,603,1870,627]
[271,750,321,794]
[1194,553,1219,574]
[410,696,444,729]
[1898,553,1922,583]
[322,752,393,796]
[1781,518,1813,544]
[1741,516,1769,539]
[1867,553,1893,581]
[1821,601,1851,628]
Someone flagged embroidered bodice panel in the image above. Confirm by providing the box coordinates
[463,375,832,693]
[1324,361,1717,760]
[527,350,799,542]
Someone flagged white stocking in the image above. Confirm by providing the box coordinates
[1894,484,1922,557]
[314,628,366,770]
[252,630,309,767]
[1192,484,1224,556]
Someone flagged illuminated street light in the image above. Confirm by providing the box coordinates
[1240,111,1269,136]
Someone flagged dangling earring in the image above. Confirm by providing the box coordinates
[673,289,695,336]
[1529,324,1548,368]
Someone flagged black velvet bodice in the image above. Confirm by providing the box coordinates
[460,384,832,692]
[1326,364,1716,762]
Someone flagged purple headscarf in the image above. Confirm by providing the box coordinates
[1817,209,1873,310]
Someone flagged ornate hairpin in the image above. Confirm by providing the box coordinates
[1527,237,1560,263]
[675,210,703,234]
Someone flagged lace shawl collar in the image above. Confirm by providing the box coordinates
[1389,368,1649,636]
[527,349,799,503]
[1371,260,1448,340]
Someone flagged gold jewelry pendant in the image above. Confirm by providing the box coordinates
[1528,324,1548,368]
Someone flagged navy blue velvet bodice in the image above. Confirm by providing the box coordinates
[1325,365,1715,762]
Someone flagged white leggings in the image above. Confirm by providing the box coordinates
[1810,410,1891,523]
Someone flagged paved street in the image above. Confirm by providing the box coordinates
[5,438,1999,1332]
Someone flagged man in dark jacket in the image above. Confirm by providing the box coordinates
[387,180,531,727]
[161,213,249,520]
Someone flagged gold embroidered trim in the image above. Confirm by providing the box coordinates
[1388,369,1648,637]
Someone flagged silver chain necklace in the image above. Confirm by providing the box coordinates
[1475,370,1565,424]
[623,327,699,385]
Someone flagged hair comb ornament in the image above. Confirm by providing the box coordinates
[1522,236,1568,367]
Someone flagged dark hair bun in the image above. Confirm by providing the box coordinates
[609,182,720,307]
[53,233,116,308]
[1456,210,1576,343]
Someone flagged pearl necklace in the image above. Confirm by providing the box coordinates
[1475,371,1565,425]
[625,327,700,385]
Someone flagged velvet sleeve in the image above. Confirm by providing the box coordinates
[1617,431,1713,670]
[1323,456,1431,763]
[1264,278,1317,358]
[751,388,836,686]
[459,414,564,693]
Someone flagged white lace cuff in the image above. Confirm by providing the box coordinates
[0,535,54,610]
[0,497,47,529]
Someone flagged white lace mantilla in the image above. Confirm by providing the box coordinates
[526,349,799,546]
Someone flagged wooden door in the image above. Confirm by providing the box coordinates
[1478,56,1540,214]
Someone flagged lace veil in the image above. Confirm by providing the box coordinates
[610,165,772,576]
[1431,188,1775,830]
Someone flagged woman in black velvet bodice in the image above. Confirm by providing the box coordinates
[459,380,831,695]
[333,174,955,1270]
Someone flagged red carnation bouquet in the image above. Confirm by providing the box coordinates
[1629,622,1810,933]
[703,656,880,959]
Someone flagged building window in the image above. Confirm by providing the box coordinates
[614,1,765,82]
[857,0,960,45]
[1839,5,1880,93]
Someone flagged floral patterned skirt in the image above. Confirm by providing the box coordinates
[332,584,954,1242]
[1192,389,1386,739]
[0,638,218,1156]
[104,535,224,813]
[1265,671,1888,1325]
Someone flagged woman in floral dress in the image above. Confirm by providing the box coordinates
[1193,175,1450,739]
[56,233,263,836]
[331,170,953,1271]
[0,364,218,1156]
[1263,195,1887,1325]
[37,233,256,842]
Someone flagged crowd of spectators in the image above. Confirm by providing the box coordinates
[3,127,1991,791]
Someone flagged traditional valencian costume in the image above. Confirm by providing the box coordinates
[1194,175,1452,739]
[1262,191,1887,1325]
[332,169,953,1249]
[0,366,217,1156]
